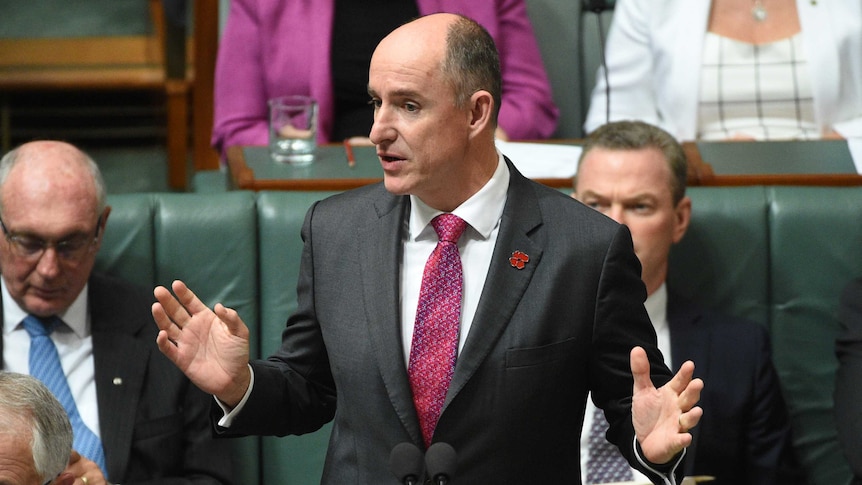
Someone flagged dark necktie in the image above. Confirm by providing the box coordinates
[23,315,108,475]
[408,214,467,448]
[586,406,633,483]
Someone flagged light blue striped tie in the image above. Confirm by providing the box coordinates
[23,315,107,476]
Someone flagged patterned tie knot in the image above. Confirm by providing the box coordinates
[431,214,466,244]
[22,315,60,338]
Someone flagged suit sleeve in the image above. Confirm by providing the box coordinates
[835,278,862,479]
[589,224,681,481]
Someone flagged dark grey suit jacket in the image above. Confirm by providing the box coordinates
[667,291,801,485]
[1,272,233,484]
[228,162,675,483]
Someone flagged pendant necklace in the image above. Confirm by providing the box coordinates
[752,0,768,22]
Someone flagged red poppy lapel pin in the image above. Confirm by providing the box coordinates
[509,250,529,270]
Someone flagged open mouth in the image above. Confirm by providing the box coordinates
[379,153,406,163]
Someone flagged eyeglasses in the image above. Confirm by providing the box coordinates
[0,215,103,263]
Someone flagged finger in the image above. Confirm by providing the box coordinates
[630,346,656,394]
[678,406,703,432]
[677,377,704,412]
[151,301,182,339]
[155,329,181,362]
[666,359,696,395]
[68,450,82,464]
[214,303,250,340]
[153,285,190,327]
[52,472,76,485]
[172,280,212,316]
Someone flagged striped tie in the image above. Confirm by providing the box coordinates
[23,315,107,476]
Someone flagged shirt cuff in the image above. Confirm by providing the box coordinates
[215,364,255,428]
[633,435,685,485]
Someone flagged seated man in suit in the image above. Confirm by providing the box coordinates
[0,141,234,484]
[0,371,73,485]
[835,277,862,484]
[573,120,801,484]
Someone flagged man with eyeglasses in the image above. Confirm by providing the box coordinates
[0,141,234,485]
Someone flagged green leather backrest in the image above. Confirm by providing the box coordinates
[93,186,862,485]
[668,186,771,325]
[669,186,858,484]
[96,191,262,485]
[256,191,340,485]
[769,186,862,485]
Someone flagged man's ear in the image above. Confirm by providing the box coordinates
[467,90,494,137]
[672,196,692,244]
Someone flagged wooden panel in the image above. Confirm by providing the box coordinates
[0,37,162,67]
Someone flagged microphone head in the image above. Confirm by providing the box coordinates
[389,442,424,484]
[582,0,610,13]
[425,442,457,482]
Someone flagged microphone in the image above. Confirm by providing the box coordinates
[582,0,611,13]
[425,442,457,485]
[389,442,424,485]
[582,0,612,125]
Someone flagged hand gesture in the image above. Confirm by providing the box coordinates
[630,346,704,464]
[152,280,251,407]
[52,451,106,485]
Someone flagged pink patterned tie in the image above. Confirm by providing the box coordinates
[408,214,467,448]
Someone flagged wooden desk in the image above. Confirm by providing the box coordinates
[684,140,862,186]
[227,144,575,191]
[228,140,862,191]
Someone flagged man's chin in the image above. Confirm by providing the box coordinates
[22,296,67,318]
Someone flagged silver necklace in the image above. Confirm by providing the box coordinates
[752,0,768,21]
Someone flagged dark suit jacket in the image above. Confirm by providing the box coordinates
[835,277,862,484]
[668,291,802,485]
[227,163,676,483]
[1,272,233,484]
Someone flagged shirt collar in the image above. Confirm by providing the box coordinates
[408,151,510,241]
[644,282,668,333]
[2,278,90,337]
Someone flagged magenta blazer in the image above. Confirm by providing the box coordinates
[212,0,559,154]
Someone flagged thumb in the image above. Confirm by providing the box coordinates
[630,346,655,394]
[51,473,76,485]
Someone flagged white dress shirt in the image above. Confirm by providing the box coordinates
[2,279,102,438]
[221,153,510,425]
[400,153,509,363]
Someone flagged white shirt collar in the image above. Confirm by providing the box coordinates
[2,278,90,337]
[408,151,510,242]
[644,282,668,333]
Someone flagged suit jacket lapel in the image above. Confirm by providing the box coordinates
[89,278,150,479]
[446,163,543,406]
[359,189,422,442]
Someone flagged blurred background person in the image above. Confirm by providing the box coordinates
[211,0,559,156]
[574,121,802,484]
[584,0,862,141]
[835,277,862,485]
[0,371,74,485]
[0,141,234,484]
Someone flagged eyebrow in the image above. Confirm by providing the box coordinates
[367,87,423,100]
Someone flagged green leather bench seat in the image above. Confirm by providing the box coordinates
[95,187,861,485]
